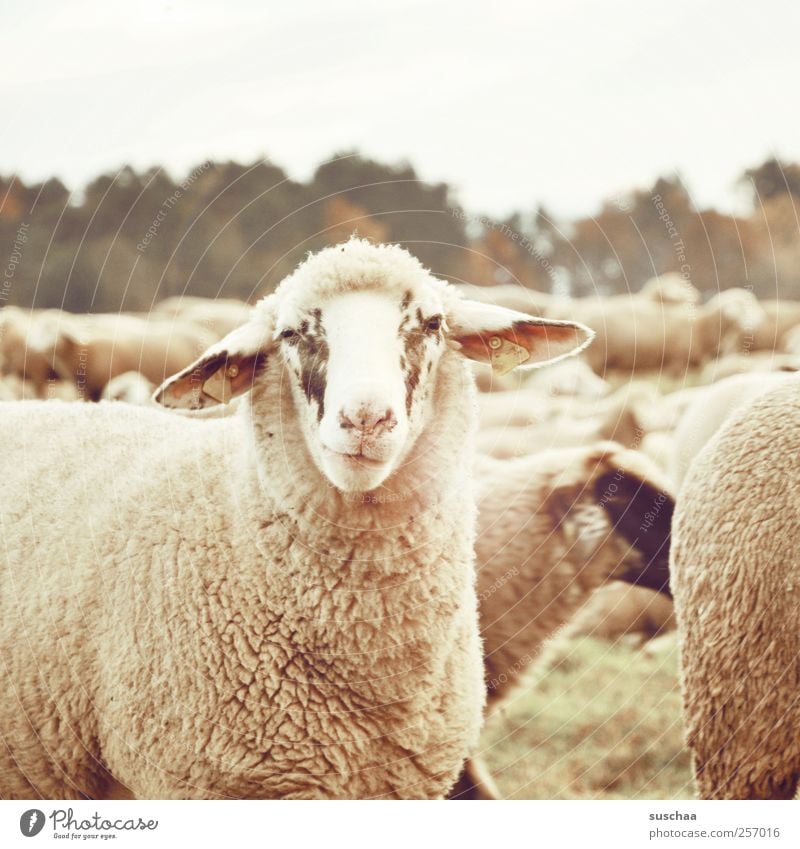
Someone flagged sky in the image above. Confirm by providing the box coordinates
[2,0,799,219]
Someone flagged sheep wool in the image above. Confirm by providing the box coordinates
[0,239,591,800]
[672,378,800,799]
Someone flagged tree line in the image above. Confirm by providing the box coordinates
[1,153,798,313]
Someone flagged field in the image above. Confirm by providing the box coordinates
[480,635,695,799]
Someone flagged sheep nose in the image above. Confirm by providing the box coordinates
[338,404,397,436]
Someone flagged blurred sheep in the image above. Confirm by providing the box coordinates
[477,385,646,457]
[100,371,157,405]
[555,288,765,377]
[750,298,800,351]
[28,312,214,400]
[639,273,701,306]
[0,306,59,393]
[453,283,553,316]
[454,282,764,377]
[450,443,674,799]
[700,350,800,382]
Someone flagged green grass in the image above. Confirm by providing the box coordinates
[478,636,695,799]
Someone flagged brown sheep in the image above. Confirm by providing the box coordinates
[565,583,675,647]
[152,296,253,340]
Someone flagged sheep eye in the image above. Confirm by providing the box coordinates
[280,328,297,340]
[425,315,442,333]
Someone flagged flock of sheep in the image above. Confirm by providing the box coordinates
[0,238,797,800]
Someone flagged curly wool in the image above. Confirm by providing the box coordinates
[671,378,800,799]
[449,443,674,799]
[0,259,485,800]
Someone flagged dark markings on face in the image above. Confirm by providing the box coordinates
[398,299,442,416]
[283,308,329,422]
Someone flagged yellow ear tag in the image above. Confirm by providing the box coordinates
[203,363,239,403]
[489,335,530,376]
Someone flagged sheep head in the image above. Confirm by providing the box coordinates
[154,240,594,493]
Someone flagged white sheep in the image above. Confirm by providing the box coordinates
[0,239,591,800]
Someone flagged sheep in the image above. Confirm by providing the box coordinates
[28,311,215,400]
[478,381,651,432]
[0,239,592,800]
[459,285,764,376]
[0,368,77,403]
[750,298,800,351]
[565,584,675,647]
[639,273,701,307]
[699,350,800,383]
[0,306,59,393]
[450,443,674,798]
[454,283,554,317]
[470,362,526,393]
[671,371,795,486]
[671,378,800,799]
[782,323,800,356]
[639,430,675,476]
[524,357,610,399]
[544,288,762,377]
[0,373,37,401]
[537,385,701,658]
[702,288,766,358]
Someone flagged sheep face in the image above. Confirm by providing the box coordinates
[276,286,447,492]
[154,241,594,493]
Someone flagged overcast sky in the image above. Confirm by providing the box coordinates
[2,0,799,218]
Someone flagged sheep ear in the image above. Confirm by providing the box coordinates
[154,316,274,410]
[447,298,594,375]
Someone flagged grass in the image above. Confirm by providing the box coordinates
[478,635,695,799]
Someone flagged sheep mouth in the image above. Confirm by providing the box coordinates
[322,446,389,467]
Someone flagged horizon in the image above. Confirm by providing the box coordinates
[3,0,799,220]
